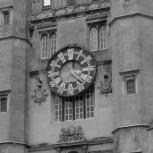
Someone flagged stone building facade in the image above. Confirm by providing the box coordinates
[0,0,153,153]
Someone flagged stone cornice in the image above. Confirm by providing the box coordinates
[0,36,32,47]
[28,137,113,152]
[109,12,153,27]
[0,141,27,146]
[89,150,113,153]
[0,2,14,9]
[36,21,57,29]
[112,124,149,134]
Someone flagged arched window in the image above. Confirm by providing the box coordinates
[50,33,57,56]
[41,35,48,59]
[99,25,106,50]
[89,27,98,51]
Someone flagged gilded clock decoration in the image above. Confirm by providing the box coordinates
[47,45,96,97]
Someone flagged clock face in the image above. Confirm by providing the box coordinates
[47,46,96,97]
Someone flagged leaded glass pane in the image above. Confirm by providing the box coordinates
[75,95,84,120]
[64,98,73,121]
[41,35,48,59]
[50,33,57,56]
[99,25,107,50]
[85,87,95,118]
[54,96,62,122]
[89,27,98,51]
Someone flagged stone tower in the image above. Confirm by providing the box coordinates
[110,0,153,153]
[0,0,30,153]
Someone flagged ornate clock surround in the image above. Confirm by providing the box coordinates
[47,45,97,97]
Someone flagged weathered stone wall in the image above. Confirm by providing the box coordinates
[57,17,87,49]
[111,0,153,131]
[28,20,113,146]
[110,0,153,153]
[0,0,31,153]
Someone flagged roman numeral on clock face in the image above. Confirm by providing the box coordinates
[67,83,74,95]
[57,82,66,94]
[67,48,74,60]
[82,65,95,72]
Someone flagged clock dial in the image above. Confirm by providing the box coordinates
[47,45,96,97]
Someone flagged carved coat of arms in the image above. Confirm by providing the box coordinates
[97,72,112,96]
[59,125,85,143]
[32,78,49,104]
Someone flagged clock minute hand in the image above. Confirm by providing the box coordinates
[71,70,85,83]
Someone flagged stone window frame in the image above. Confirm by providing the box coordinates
[125,75,136,94]
[0,91,9,113]
[0,7,13,26]
[87,21,107,52]
[39,29,57,60]
[120,70,139,96]
[53,85,95,122]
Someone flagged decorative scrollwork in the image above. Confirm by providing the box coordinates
[59,125,85,143]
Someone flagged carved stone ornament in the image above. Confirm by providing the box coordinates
[97,72,112,96]
[32,78,49,104]
[59,125,85,143]
[31,0,110,22]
